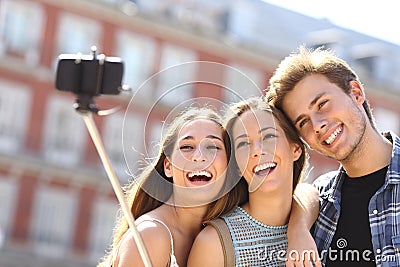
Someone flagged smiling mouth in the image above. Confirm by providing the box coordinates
[248,162,277,192]
[187,170,213,182]
[324,126,342,145]
[253,162,277,176]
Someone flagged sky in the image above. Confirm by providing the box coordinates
[262,0,400,46]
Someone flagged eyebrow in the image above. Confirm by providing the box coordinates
[234,126,276,142]
[180,135,224,142]
[293,92,326,126]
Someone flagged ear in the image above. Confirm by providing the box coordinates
[349,81,365,105]
[291,143,302,162]
[164,158,173,178]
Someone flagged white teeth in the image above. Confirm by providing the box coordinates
[254,162,276,173]
[188,170,211,178]
[325,127,342,145]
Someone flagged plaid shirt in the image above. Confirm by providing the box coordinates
[312,131,400,266]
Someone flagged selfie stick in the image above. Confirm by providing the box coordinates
[75,98,153,267]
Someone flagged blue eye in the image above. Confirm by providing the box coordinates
[236,141,249,149]
[179,145,193,151]
[263,133,277,140]
[207,145,221,150]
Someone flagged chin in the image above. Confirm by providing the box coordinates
[258,181,290,195]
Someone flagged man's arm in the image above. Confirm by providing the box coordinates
[286,183,321,267]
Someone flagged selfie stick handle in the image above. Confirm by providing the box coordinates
[80,112,153,267]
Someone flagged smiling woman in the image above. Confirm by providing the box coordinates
[163,117,229,207]
[188,97,309,267]
[97,107,237,267]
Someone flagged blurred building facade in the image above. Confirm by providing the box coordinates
[0,0,399,266]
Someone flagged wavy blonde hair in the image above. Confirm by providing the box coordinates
[202,97,309,219]
[97,106,233,266]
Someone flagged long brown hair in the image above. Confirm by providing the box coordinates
[98,106,232,266]
[205,97,309,218]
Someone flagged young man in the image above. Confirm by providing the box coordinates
[266,46,399,267]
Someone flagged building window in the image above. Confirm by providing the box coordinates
[139,1,230,35]
[157,44,197,105]
[0,178,17,242]
[306,28,345,56]
[31,185,78,258]
[374,107,399,133]
[0,80,31,153]
[56,13,101,55]
[103,112,144,180]
[351,43,386,81]
[223,63,263,104]
[43,95,86,166]
[355,56,377,75]
[88,197,118,263]
[116,30,156,97]
[0,0,44,64]
[310,42,334,51]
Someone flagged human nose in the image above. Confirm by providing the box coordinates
[250,139,265,158]
[311,114,327,134]
[192,147,207,162]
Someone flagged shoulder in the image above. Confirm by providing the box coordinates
[196,224,222,243]
[188,225,224,267]
[136,218,171,235]
[389,131,400,157]
[136,218,173,250]
[115,219,172,267]
[312,170,340,194]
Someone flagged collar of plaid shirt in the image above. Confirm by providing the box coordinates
[312,131,400,266]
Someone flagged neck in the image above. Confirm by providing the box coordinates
[243,191,292,226]
[162,199,208,235]
[342,129,392,177]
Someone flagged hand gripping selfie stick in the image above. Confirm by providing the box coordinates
[55,47,153,267]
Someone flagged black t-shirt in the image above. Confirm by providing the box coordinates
[325,166,387,267]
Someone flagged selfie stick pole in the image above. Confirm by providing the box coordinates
[76,101,153,267]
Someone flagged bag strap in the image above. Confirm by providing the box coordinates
[206,218,235,267]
